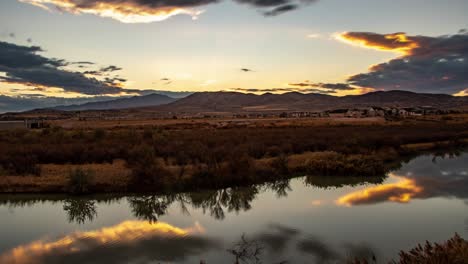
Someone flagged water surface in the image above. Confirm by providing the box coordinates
[1,152,467,263]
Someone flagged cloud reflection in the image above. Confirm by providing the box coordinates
[336,154,468,206]
[0,220,218,264]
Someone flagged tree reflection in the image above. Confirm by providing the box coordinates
[188,186,260,220]
[264,179,291,198]
[227,234,263,264]
[304,175,384,189]
[63,198,97,224]
[127,195,176,223]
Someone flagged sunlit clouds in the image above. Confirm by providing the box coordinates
[334,32,419,55]
[18,0,320,23]
[19,0,206,23]
[336,174,423,206]
[335,31,468,94]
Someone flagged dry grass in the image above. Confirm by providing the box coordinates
[0,160,131,192]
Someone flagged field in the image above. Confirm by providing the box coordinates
[0,115,467,193]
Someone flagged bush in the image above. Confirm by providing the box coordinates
[93,128,106,140]
[270,155,289,176]
[397,233,468,264]
[67,168,93,194]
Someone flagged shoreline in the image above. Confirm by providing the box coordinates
[0,140,465,194]
[1,118,467,194]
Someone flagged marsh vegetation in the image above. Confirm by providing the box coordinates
[0,120,467,193]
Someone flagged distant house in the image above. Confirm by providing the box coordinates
[25,119,46,129]
[345,109,362,118]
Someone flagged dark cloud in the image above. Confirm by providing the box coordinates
[338,31,468,94]
[0,41,128,95]
[20,0,319,22]
[100,65,122,72]
[73,61,95,65]
[159,77,172,85]
[289,82,354,90]
[253,224,299,253]
[264,4,297,16]
[231,87,338,94]
[236,0,317,16]
[297,236,340,262]
[287,81,357,94]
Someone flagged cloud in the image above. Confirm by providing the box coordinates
[19,0,319,23]
[336,31,468,94]
[0,220,220,264]
[253,224,299,253]
[263,4,297,16]
[297,236,340,262]
[287,81,358,94]
[19,0,211,23]
[241,68,254,72]
[100,65,122,72]
[235,0,318,16]
[0,41,130,95]
[230,87,339,94]
[336,153,468,206]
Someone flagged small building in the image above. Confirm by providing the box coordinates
[25,119,46,129]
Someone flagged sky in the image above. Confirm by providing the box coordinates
[0,0,468,102]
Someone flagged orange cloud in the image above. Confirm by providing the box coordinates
[336,174,423,206]
[0,220,205,264]
[19,0,205,23]
[334,32,419,55]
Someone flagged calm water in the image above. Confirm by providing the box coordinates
[0,153,467,264]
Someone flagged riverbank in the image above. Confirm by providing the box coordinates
[0,119,467,193]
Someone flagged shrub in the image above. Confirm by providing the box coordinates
[397,233,468,264]
[93,128,106,140]
[270,155,289,176]
[67,168,93,194]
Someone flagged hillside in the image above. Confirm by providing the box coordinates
[54,93,176,111]
[155,90,468,112]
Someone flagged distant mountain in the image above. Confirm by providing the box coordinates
[155,90,468,112]
[54,93,176,111]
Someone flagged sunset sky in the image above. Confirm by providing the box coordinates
[1,0,468,100]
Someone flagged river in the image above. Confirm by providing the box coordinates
[0,152,467,263]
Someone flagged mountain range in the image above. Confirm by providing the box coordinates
[154,90,468,113]
[3,90,468,114]
[53,93,176,111]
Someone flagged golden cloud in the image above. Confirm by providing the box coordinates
[336,174,423,206]
[0,220,205,264]
[19,0,205,23]
[334,32,419,55]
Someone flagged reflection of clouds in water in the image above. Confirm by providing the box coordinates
[336,174,423,206]
[297,236,378,263]
[297,236,340,262]
[253,224,299,254]
[63,199,97,224]
[247,223,378,263]
[0,220,219,264]
[336,154,468,206]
